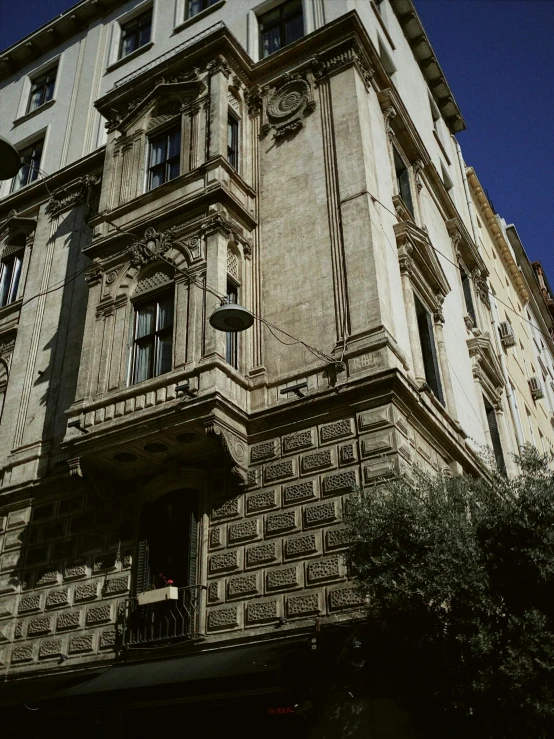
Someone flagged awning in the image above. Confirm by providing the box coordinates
[0,668,107,708]
[53,638,307,698]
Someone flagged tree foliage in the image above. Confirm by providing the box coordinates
[345,447,554,739]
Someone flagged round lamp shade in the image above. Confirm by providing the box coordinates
[0,136,22,181]
[209,303,254,332]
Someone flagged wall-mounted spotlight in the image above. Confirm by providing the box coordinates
[0,136,22,180]
[280,382,308,398]
[209,301,254,333]
[175,381,198,398]
[67,418,88,434]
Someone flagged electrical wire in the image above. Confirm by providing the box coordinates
[11,164,342,367]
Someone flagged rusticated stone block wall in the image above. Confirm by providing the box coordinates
[0,492,135,671]
[206,402,447,633]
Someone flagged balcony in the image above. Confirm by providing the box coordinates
[122,584,203,647]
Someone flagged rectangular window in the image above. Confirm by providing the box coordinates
[414,294,444,405]
[119,9,152,59]
[187,0,219,18]
[147,126,180,191]
[132,292,174,384]
[461,269,477,327]
[27,66,57,113]
[259,0,304,59]
[11,139,43,192]
[484,396,506,475]
[394,148,414,217]
[0,253,23,308]
[227,113,239,170]
[225,281,239,369]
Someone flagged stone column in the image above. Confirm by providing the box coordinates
[399,259,425,384]
[434,303,458,420]
[207,56,231,161]
[201,219,230,361]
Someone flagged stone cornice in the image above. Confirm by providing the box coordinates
[389,0,466,134]
[466,167,529,303]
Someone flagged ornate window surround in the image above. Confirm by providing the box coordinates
[394,220,457,419]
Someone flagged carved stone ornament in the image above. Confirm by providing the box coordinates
[262,73,315,140]
[472,272,490,307]
[205,420,248,488]
[128,226,178,269]
[245,85,263,116]
[105,69,202,133]
[45,175,101,221]
[207,55,232,78]
[311,41,375,90]
[413,160,425,192]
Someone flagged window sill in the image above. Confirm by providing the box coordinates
[13,98,56,127]
[0,297,23,321]
[105,41,154,75]
[173,0,225,35]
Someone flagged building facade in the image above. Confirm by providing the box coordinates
[1,1,553,736]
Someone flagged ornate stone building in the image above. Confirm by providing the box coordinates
[1,1,553,736]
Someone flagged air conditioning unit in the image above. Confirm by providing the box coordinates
[529,376,545,400]
[499,321,516,347]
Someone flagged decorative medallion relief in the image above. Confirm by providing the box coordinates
[261,73,316,140]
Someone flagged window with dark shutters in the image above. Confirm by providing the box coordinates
[484,397,506,475]
[394,148,414,217]
[461,269,477,327]
[135,489,199,593]
[415,294,445,405]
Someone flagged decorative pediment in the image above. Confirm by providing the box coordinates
[394,221,450,307]
[467,333,504,404]
[446,217,487,276]
[106,73,206,134]
[378,87,430,165]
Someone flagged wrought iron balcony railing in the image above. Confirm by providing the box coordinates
[122,584,203,647]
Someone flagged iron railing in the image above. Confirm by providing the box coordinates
[122,585,203,647]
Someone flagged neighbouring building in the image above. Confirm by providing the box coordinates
[0,1,553,737]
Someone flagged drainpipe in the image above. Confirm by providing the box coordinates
[455,140,525,453]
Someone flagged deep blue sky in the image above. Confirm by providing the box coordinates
[0,0,552,276]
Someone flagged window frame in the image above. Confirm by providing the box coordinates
[483,395,506,475]
[460,267,477,328]
[118,7,153,60]
[136,489,199,593]
[11,138,44,193]
[27,66,57,114]
[414,292,445,405]
[258,0,304,59]
[186,0,219,19]
[0,251,23,308]
[393,147,414,218]
[146,124,181,192]
[131,289,175,385]
[227,111,239,171]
